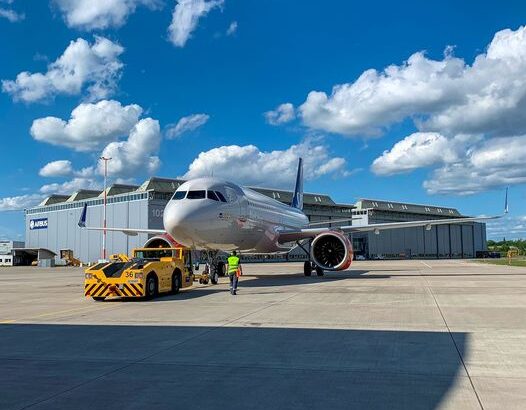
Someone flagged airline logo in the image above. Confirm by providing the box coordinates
[29,218,48,230]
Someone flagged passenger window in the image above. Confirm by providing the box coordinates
[173,191,186,200]
[215,191,227,202]
[187,190,206,199]
[207,191,219,201]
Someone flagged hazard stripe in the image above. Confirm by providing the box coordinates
[92,284,107,297]
[85,283,97,296]
[122,284,133,297]
[130,283,143,295]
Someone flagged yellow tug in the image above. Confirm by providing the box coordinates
[84,247,208,301]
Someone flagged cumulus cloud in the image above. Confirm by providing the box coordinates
[371,132,463,175]
[226,21,237,36]
[39,160,74,177]
[0,194,45,211]
[264,103,295,125]
[53,0,160,30]
[99,118,161,179]
[168,0,223,47]
[298,25,526,138]
[31,100,143,151]
[166,113,209,139]
[2,37,124,103]
[0,7,24,22]
[40,177,101,195]
[486,215,526,240]
[423,135,526,195]
[183,140,348,187]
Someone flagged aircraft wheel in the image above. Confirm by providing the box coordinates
[303,261,312,276]
[315,266,324,276]
[210,270,219,285]
[217,261,226,277]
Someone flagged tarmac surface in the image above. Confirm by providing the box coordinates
[1,259,526,410]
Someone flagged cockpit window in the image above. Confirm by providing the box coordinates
[173,191,186,200]
[207,190,219,201]
[187,190,206,199]
[215,191,227,202]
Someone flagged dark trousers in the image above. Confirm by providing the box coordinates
[229,273,238,291]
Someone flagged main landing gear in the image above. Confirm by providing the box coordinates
[297,241,324,277]
[200,251,226,284]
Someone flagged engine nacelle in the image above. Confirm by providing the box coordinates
[143,234,182,249]
[310,232,353,271]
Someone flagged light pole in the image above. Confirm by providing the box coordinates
[100,156,112,260]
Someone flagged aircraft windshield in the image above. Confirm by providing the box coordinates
[173,191,186,200]
[215,191,227,202]
[187,190,206,199]
[207,190,219,201]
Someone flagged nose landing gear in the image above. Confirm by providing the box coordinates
[297,241,324,277]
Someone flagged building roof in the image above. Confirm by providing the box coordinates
[66,190,101,202]
[38,195,70,206]
[98,184,139,198]
[137,177,184,193]
[355,198,462,217]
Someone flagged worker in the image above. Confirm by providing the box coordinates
[226,250,242,295]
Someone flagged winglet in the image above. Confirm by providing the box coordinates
[505,186,509,214]
[78,203,87,228]
[291,157,304,210]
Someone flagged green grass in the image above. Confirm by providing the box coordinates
[474,258,526,267]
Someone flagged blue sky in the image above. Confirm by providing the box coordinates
[1,0,525,240]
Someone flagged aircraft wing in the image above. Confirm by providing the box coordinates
[278,215,502,244]
[77,203,166,236]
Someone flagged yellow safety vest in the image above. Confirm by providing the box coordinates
[227,255,240,274]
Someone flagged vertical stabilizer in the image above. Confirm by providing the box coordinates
[291,158,304,210]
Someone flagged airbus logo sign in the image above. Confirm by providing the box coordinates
[29,218,48,230]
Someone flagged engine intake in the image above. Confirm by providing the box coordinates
[310,232,353,271]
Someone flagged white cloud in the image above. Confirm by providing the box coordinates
[99,118,161,179]
[168,0,223,47]
[31,100,143,151]
[40,178,101,195]
[371,132,462,175]
[264,103,296,125]
[166,113,209,139]
[423,135,526,195]
[2,36,124,103]
[183,140,347,187]
[226,21,237,36]
[298,25,526,138]
[486,215,526,240]
[0,7,24,22]
[39,160,74,177]
[0,194,45,211]
[53,0,160,30]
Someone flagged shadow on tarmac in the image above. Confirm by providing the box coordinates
[0,323,468,410]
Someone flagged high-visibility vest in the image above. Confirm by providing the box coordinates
[227,255,240,274]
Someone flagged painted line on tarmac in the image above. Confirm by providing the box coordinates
[0,304,120,324]
[420,261,433,269]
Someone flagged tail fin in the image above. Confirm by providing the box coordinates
[291,158,304,210]
[78,203,87,227]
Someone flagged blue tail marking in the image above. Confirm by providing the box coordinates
[78,203,87,227]
[291,158,304,210]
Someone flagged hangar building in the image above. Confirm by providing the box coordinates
[24,177,486,263]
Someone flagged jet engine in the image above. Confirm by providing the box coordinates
[143,234,182,249]
[310,232,353,271]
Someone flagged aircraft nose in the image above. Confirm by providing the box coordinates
[163,201,207,246]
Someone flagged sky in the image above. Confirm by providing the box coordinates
[1,0,526,241]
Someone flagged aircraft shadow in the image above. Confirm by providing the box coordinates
[0,323,468,410]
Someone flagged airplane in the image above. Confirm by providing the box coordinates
[79,158,507,279]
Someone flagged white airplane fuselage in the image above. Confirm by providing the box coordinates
[163,177,309,253]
